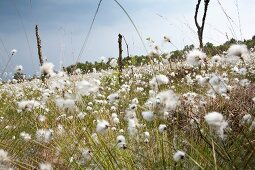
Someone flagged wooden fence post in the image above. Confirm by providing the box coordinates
[118,34,123,84]
[35,25,44,66]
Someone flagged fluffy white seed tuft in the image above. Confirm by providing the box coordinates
[173,150,185,162]
[205,112,228,139]
[141,111,154,121]
[186,49,207,67]
[39,162,53,170]
[96,120,110,134]
[158,124,167,133]
[40,62,55,77]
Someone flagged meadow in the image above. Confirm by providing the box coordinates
[0,41,255,169]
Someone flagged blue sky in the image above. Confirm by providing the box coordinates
[0,0,254,77]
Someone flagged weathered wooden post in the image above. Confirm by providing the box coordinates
[35,25,45,82]
[35,25,44,66]
[118,34,123,84]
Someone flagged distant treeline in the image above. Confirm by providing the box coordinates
[66,36,255,74]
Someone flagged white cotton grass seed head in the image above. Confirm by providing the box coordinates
[116,135,126,144]
[0,149,9,162]
[196,75,209,86]
[127,118,138,136]
[238,68,247,75]
[107,93,119,103]
[116,135,126,149]
[69,156,74,163]
[204,112,224,127]
[111,106,117,111]
[149,90,156,97]
[55,98,76,110]
[74,68,81,75]
[227,44,250,60]
[163,35,171,43]
[173,150,185,162]
[86,106,93,111]
[132,98,139,104]
[39,162,53,170]
[10,49,17,56]
[15,65,23,73]
[208,74,221,86]
[36,129,53,143]
[149,74,169,88]
[40,62,55,77]
[96,120,110,134]
[239,79,250,87]
[81,148,92,161]
[119,129,124,133]
[17,100,41,111]
[252,97,255,103]
[111,127,117,131]
[144,138,149,144]
[38,115,46,122]
[136,87,144,92]
[20,132,31,141]
[163,111,170,119]
[112,117,120,125]
[141,111,154,121]
[76,80,99,96]
[186,49,207,67]
[241,114,252,125]
[158,124,167,133]
[204,112,228,139]
[109,58,118,68]
[210,55,223,66]
[63,99,76,109]
[156,90,179,112]
[250,121,255,131]
[129,103,137,110]
[111,113,118,119]
[225,44,251,65]
[77,112,87,120]
[144,131,150,139]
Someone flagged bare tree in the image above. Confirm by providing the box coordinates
[194,0,210,49]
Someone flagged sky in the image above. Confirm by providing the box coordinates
[0,0,255,77]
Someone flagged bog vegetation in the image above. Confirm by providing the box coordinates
[1,0,255,169]
[66,37,255,74]
[1,38,255,169]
